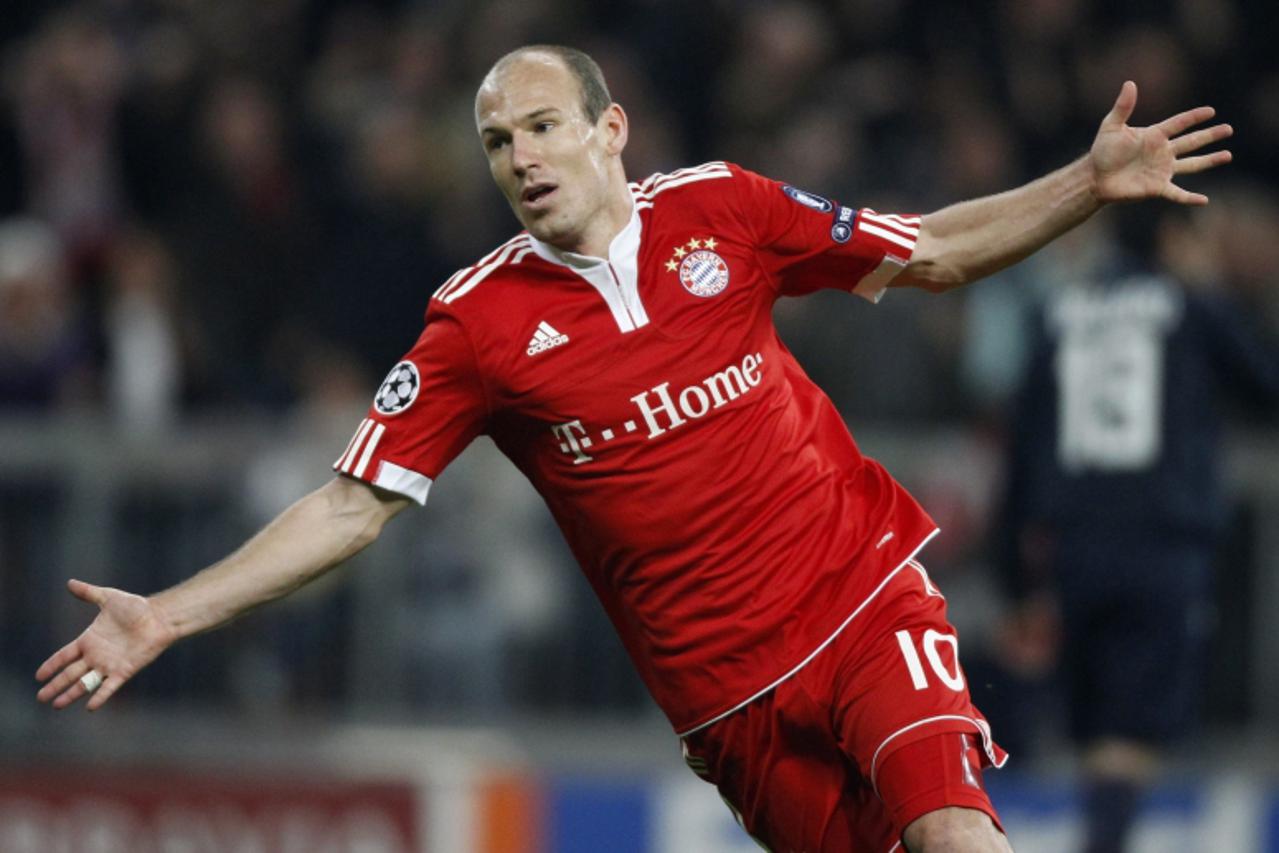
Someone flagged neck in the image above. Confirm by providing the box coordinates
[559,171,633,259]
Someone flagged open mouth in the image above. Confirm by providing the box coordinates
[522,185,557,206]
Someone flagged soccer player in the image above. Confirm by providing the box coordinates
[37,45,1231,852]
[999,212,1279,853]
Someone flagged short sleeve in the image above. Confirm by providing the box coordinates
[333,305,488,505]
[730,164,919,303]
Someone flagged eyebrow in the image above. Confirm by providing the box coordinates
[481,106,562,136]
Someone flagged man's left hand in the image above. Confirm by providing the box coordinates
[1091,80,1232,206]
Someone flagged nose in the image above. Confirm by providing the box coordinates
[510,130,540,177]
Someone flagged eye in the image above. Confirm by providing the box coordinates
[534,121,555,133]
[486,137,508,152]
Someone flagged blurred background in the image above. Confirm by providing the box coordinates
[1,0,1277,850]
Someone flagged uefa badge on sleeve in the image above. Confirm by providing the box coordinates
[666,236,729,298]
[374,361,420,415]
[781,184,833,213]
[831,206,855,243]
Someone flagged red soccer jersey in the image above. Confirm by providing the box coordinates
[335,162,939,734]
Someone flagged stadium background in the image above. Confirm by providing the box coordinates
[1,0,1277,850]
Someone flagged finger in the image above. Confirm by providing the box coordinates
[1170,123,1233,155]
[40,658,92,706]
[86,674,123,712]
[35,640,82,682]
[52,676,93,710]
[1174,150,1232,175]
[1162,183,1210,206]
[1155,105,1215,138]
[1102,80,1138,129]
[55,666,112,710]
[67,578,107,607]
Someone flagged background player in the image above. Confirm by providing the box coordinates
[36,45,1231,852]
[997,209,1279,852]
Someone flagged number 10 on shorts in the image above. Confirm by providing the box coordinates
[895,629,966,691]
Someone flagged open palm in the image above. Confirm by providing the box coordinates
[1091,80,1232,206]
[35,579,175,710]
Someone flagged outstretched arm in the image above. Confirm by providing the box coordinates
[36,476,410,710]
[896,81,1233,292]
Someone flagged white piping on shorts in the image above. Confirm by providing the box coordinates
[676,528,940,738]
[870,714,1008,798]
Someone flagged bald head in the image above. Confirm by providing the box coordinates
[477,45,612,126]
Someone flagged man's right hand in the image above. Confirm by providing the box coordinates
[35,579,177,711]
[35,477,409,713]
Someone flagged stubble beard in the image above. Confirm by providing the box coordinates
[523,203,583,251]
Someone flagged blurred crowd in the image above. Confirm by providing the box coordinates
[1,0,1277,425]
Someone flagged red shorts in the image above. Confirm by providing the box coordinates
[680,560,1008,852]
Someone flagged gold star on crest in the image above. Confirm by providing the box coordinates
[687,238,701,251]
[665,258,678,272]
[673,245,687,259]
[704,237,717,250]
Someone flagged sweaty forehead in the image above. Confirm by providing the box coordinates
[475,53,582,128]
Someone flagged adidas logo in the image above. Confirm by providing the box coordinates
[526,321,570,355]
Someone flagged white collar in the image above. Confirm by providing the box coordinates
[527,194,640,269]
[525,193,649,333]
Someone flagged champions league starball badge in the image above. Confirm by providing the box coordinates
[666,236,729,298]
[374,361,420,415]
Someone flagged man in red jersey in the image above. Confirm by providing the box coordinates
[38,45,1230,852]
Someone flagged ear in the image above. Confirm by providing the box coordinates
[601,103,628,156]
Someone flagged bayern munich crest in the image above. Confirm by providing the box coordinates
[374,360,420,415]
[666,237,729,298]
